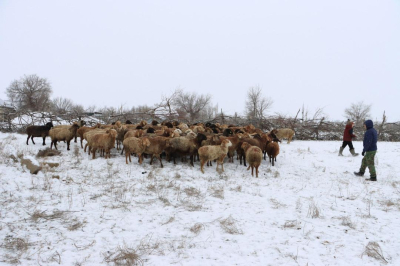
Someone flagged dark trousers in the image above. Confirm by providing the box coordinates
[341,141,354,150]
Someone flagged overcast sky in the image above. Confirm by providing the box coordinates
[1,0,399,121]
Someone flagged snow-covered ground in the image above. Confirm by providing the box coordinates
[0,132,399,265]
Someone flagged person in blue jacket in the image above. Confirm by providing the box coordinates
[354,120,378,181]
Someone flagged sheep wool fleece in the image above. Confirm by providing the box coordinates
[359,151,377,178]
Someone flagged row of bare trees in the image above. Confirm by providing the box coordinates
[4,74,398,140]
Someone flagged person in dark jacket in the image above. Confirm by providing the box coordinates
[339,120,359,156]
[354,120,378,181]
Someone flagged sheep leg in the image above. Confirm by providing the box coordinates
[150,154,154,165]
[42,135,46,145]
[92,148,96,159]
[67,140,71,150]
[255,166,259,178]
[251,166,254,177]
[200,160,206,173]
[189,155,194,167]
[84,143,88,153]
[74,136,77,143]
[125,150,130,164]
[247,165,250,171]
[157,154,163,168]
[272,157,275,166]
[219,156,225,172]
[53,141,58,150]
[80,139,84,149]
[26,135,30,145]
[120,147,124,155]
[31,136,35,145]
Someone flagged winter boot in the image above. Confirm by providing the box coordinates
[338,147,344,156]
[354,171,364,176]
[350,149,359,156]
[365,176,377,182]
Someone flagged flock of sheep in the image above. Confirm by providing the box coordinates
[25,120,295,177]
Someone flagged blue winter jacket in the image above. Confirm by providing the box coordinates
[363,120,378,152]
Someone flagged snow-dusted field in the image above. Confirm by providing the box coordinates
[0,132,399,266]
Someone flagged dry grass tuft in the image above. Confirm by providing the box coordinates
[30,209,66,222]
[161,217,175,225]
[220,216,243,235]
[209,185,224,199]
[158,196,171,206]
[270,198,287,209]
[182,201,203,212]
[307,201,321,219]
[36,148,61,157]
[174,172,181,179]
[283,220,299,229]
[146,184,156,192]
[184,187,201,198]
[230,185,242,192]
[340,216,356,229]
[190,223,205,235]
[103,245,143,266]
[68,220,86,231]
[3,236,29,252]
[362,241,388,264]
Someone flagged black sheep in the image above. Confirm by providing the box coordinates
[26,122,54,145]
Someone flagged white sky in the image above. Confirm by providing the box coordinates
[1,0,399,121]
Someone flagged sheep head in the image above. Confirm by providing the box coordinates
[241,142,251,152]
[222,139,232,148]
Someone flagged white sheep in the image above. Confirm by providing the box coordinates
[198,139,232,173]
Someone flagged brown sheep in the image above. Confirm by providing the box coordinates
[77,123,101,148]
[266,141,280,166]
[122,137,150,164]
[141,136,170,168]
[49,124,80,150]
[241,142,263,177]
[198,139,232,174]
[219,134,243,163]
[237,137,264,166]
[166,133,207,166]
[26,122,54,145]
[274,128,295,144]
[90,129,117,159]
[83,129,107,153]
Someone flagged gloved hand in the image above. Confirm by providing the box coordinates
[362,151,365,156]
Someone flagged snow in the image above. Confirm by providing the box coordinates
[0,132,399,265]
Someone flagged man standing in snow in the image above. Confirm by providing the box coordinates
[354,120,378,181]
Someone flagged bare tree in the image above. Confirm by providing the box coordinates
[245,85,273,120]
[344,101,372,126]
[174,89,212,123]
[6,74,52,112]
[70,104,85,118]
[160,89,180,118]
[51,97,73,114]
